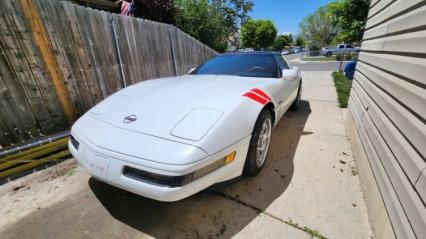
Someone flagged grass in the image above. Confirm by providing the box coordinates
[332,71,352,108]
[66,168,76,177]
[285,218,327,239]
[302,56,337,61]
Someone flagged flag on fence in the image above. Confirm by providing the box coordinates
[120,0,136,16]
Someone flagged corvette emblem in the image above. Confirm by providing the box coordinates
[123,114,137,123]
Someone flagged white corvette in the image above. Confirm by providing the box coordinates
[69,52,302,201]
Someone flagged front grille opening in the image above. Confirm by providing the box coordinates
[70,135,79,150]
[123,166,193,188]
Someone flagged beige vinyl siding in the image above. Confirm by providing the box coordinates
[348,0,426,238]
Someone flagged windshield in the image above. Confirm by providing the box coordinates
[192,54,278,78]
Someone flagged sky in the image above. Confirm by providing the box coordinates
[249,0,334,35]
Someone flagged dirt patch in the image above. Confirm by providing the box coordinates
[0,159,88,229]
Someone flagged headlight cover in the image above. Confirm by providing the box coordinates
[171,108,223,141]
[123,151,236,187]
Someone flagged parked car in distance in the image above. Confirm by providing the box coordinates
[322,44,356,57]
[281,49,290,55]
[321,47,330,52]
[69,52,302,202]
[292,47,302,53]
[288,46,301,54]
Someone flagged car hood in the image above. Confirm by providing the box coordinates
[87,74,271,143]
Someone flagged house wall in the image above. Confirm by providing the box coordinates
[346,0,426,238]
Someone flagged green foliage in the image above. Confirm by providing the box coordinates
[330,31,345,46]
[175,0,253,52]
[133,0,176,24]
[309,44,320,51]
[273,34,292,51]
[240,19,277,50]
[335,53,356,61]
[295,36,305,46]
[345,53,354,61]
[332,71,352,108]
[328,0,369,44]
[299,6,337,47]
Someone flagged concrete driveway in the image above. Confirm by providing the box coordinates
[0,71,373,239]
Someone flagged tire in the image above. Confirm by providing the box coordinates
[243,110,273,177]
[326,51,332,57]
[290,81,302,111]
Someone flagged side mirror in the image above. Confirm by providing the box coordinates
[282,68,297,80]
[188,67,196,74]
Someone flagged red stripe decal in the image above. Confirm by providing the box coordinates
[243,92,268,105]
[251,88,271,100]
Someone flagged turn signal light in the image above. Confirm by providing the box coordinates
[224,151,236,164]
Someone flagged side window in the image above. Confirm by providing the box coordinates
[275,55,290,71]
[338,45,345,49]
[347,45,353,48]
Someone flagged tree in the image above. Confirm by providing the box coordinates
[219,0,254,28]
[132,0,176,24]
[298,6,337,47]
[175,0,253,52]
[273,35,292,51]
[328,0,369,44]
[240,19,277,50]
[295,36,305,46]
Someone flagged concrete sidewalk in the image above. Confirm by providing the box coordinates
[0,71,373,239]
[230,71,373,238]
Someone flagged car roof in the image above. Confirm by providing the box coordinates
[219,51,280,56]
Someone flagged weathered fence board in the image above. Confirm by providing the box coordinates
[37,0,93,113]
[0,0,216,148]
[0,0,68,146]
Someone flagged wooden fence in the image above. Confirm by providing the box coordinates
[0,0,217,148]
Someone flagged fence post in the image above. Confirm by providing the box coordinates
[339,53,344,72]
[111,20,127,88]
[19,0,76,124]
[168,26,178,76]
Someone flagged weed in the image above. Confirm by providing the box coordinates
[66,169,76,177]
[285,218,327,239]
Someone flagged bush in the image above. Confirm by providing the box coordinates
[336,53,357,61]
[309,44,320,51]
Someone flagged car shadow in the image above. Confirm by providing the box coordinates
[89,100,312,238]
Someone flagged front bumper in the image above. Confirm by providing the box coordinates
[69,130,250,202]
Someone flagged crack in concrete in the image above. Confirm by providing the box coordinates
[304,99,339,104]
[304,84,335,87]
[212,191,327,239]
